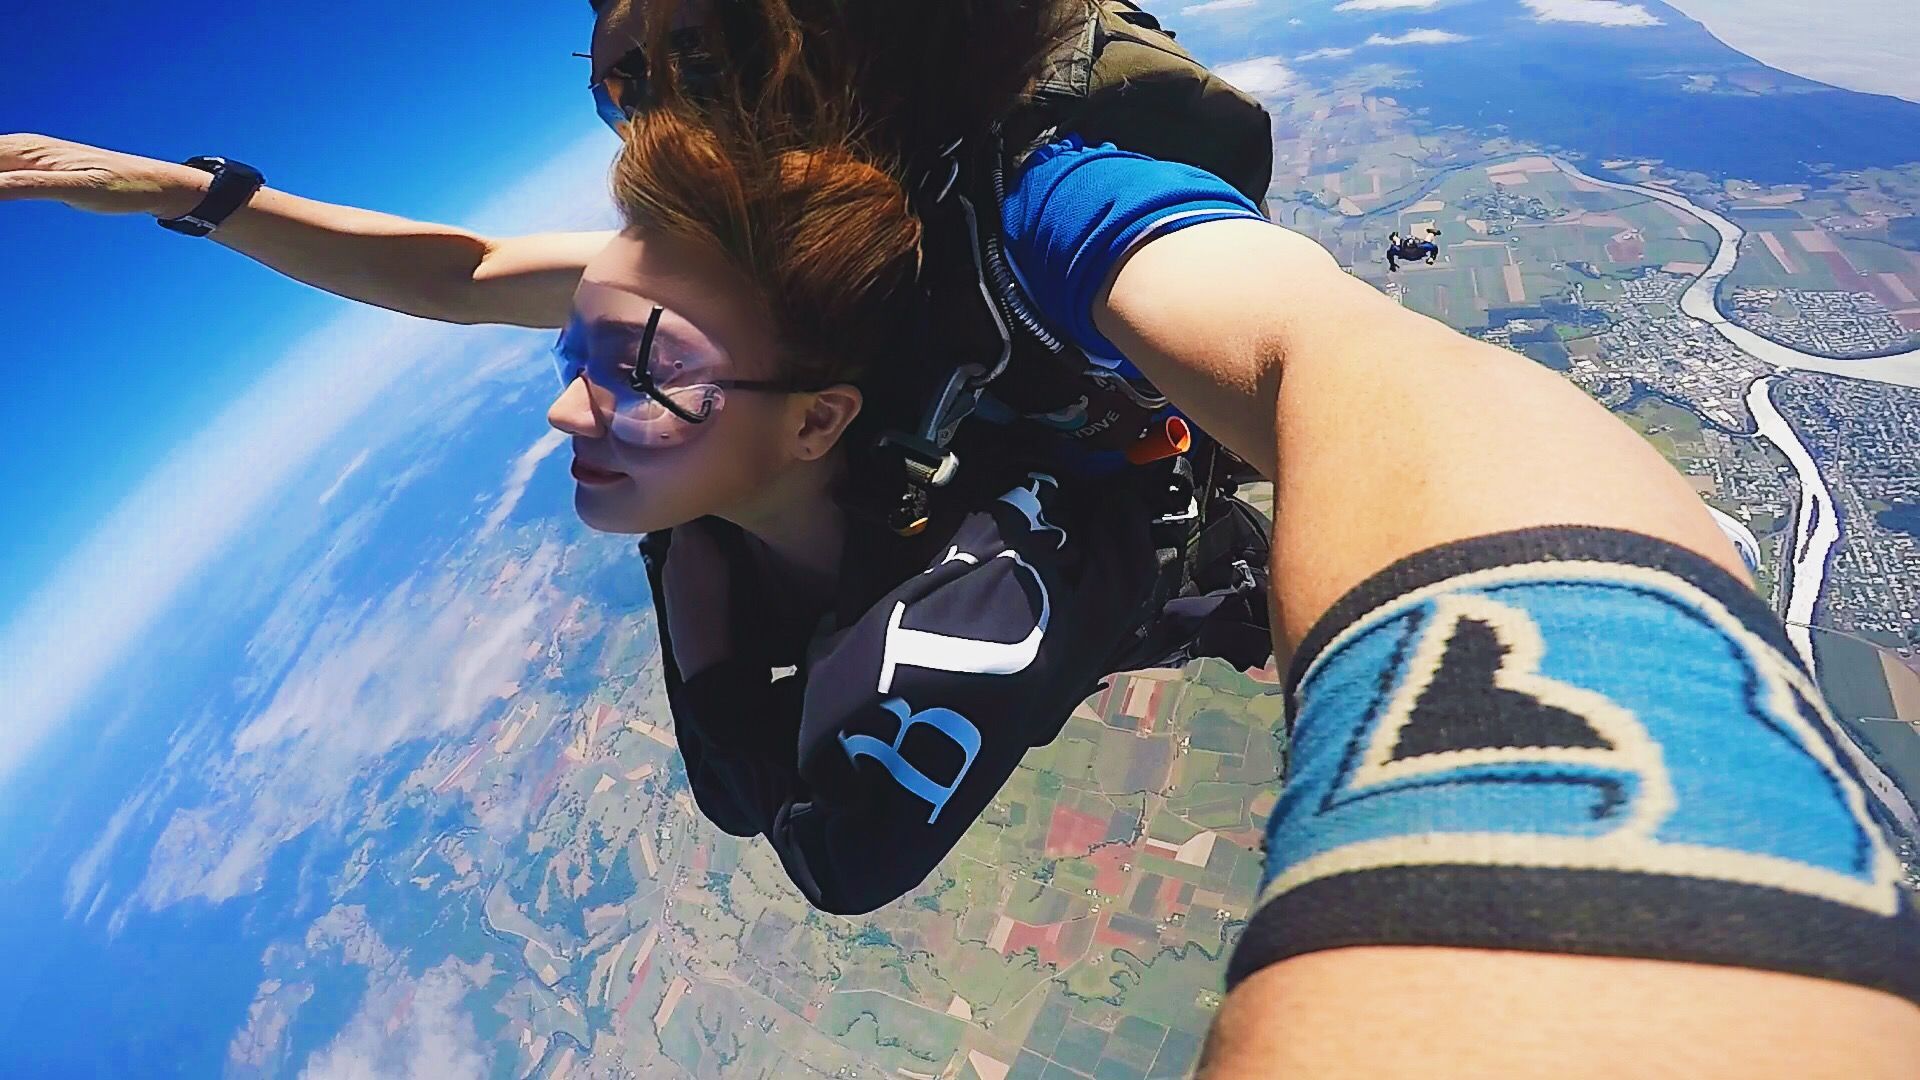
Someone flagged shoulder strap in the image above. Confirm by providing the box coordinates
[851,0,1275,521]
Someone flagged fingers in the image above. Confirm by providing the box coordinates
[0,133,80,172]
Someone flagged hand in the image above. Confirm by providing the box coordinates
[0,134,211,218]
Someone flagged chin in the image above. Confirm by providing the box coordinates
[573,486,658,535]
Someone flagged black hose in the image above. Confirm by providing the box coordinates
[983,142,1068,356]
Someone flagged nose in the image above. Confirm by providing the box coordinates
[547,375,609,438]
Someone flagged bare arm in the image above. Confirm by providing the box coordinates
[1094,218,1920,1077]
[214,190,608,327]
[1096,218,1743,643]
[0,134,608,328]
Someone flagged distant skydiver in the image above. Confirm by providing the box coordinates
[1386,226,1442,272]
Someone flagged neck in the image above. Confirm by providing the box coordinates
[723,455,846,596]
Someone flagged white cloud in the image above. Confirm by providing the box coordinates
[1521,0,1662,26]
[0,123,618,798]
[477,430,568,540]
[316,449,371,507]
[300,964,490,1080]
[1335,0,1442,9]
[134,542,566,907]
[1364,28,1471,45]
[229,551,557,758]
[1216,56,1297,97]
[1182,0,1257,13]
[1299,27,1469,61]
[63,788,151,916]
[1662,0,1920,103]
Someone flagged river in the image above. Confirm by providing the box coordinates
[1545,159,1847,666]
[1552,160,1920,390]
[1743,377,1838,667]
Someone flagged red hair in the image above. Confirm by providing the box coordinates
[607,0,1072,390]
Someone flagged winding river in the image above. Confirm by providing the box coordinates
[1556,161,1920,389]
[1742,376,1839,666]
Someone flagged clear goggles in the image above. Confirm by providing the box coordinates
[552,304,802,447]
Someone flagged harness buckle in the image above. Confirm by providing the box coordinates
[875,431,960,489]
[1231,558,1260,594]
[868,432,955,537]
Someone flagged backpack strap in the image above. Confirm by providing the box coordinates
[837,135,1012,537]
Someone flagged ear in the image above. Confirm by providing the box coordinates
[790,383,864,461]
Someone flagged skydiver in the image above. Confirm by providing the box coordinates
[0,0,1276,918]
[1388,227,1441,272]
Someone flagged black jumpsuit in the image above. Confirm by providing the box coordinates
[641,465,1269,914]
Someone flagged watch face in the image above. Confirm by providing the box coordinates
[184,156,264,185]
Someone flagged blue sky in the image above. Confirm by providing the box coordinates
[0,1,608,618]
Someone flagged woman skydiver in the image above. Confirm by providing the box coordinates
[8,0,1920,1073]
[0,2,1273,917]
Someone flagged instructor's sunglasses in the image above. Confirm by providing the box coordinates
[591,52,645,129]
[553,305,804,444]
[590,28,723,130]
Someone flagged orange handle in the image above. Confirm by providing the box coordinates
[1125,416,1192,466]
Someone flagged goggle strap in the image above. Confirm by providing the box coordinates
[629,304,666,394]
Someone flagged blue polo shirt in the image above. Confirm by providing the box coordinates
[1000,135,1270,372]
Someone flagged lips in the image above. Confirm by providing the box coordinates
[570,457,628,486]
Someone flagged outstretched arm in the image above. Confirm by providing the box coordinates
[1097,219,1744,641]
[1096,218,1920,1077]
[0,134,609,328]
[215,195,607,328]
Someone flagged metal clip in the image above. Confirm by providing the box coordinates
[877,431,960,489]
[923,136,966,205]
[920,363,988,448]
[1231,559,1260,594]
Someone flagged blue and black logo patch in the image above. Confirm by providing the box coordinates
[1228,528,1920,1005]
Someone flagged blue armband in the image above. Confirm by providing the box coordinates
[1228,527,1920,1006]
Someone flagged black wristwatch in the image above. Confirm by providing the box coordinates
[157,156,265,237]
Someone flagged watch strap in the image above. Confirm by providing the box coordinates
[158,156,264,237]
